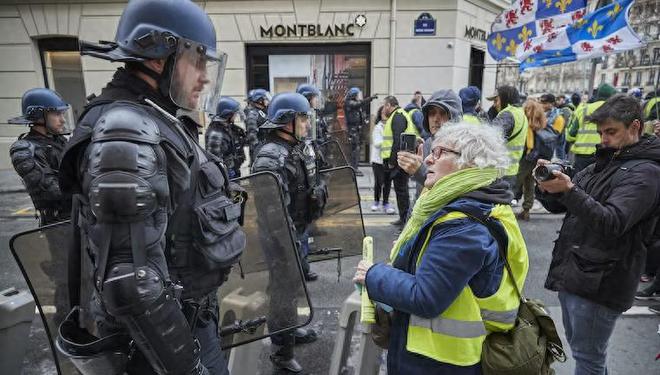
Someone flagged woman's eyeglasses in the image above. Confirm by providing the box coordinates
[430,145,461,160]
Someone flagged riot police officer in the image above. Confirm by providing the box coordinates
[343,87,377,174]
[252,92,327,373]
[244,88,271,164]
[296,83,329,144]
[206,96,248,178]
[8,88,71,225]
[57,1,246,374]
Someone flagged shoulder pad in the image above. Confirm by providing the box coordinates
[92,104,161,144]
[10,139,34,154]
[252,142,289,171]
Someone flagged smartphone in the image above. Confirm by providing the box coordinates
[400,132,417,153]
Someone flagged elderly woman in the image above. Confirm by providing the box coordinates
[354,123,529,374]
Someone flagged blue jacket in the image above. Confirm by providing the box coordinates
[366,197,509,374]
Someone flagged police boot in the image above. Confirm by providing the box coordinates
[293,328,318,344]
[270,345,302,373]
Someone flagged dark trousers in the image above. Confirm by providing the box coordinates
[372,162,390,204]
[574,154,596,174]
[350,131,360,170]
[384,165,410,221]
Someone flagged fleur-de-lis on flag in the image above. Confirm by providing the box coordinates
[602,44,614,53]
[524,39,533,51]
[541,19,555,34]
[608,2,622,19]
[506,39,518,56]
[492,33,507,51]
[544,0,553,8]
[581,41,593,52]
[518,25,532,42]
[505,9,519,28]
[555,0,572,13]
[607,35,623,45]
[587,20,603,38]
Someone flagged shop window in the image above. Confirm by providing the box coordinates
[38,38,87,126]
[468,47,485,92]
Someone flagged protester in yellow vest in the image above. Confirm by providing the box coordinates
[487,86,528,186]
[381,95,419,227]
[459,86,484,125]
[354,123,529,374]
[566,83,616,173]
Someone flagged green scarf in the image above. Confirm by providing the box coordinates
[389,167,500,261]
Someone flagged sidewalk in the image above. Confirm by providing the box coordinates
[0,169,24,193]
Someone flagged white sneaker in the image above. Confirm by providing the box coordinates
[370,202,380,212]
[383,203,396,215]
[511,199,520,207]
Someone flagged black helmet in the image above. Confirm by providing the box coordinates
[80,0,227,112]
[214,97,241,120]
[261,93,310,130]
[296,84,321,100]
[8,88,69,125]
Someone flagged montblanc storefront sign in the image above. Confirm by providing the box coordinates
[260,15,366,38]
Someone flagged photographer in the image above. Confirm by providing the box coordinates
[535,94,660,374]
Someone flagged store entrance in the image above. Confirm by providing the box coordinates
[246,43,372,163]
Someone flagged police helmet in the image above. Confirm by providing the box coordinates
[296,84,321,100]
[346,87,361,99]
[261,93,310,129]
[214,97,241,120]
[8,88,69,125]
[247,89,272,104]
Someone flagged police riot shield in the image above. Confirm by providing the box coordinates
[307,166,365,264]
[319,139,348,169]
[9,221,79,375]
[218,171,312,349]
[327,130,351,167]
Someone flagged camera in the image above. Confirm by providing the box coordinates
[534,162,574,182]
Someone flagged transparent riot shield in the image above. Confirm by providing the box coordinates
[218,171,312,349]
[307,166,365,264]
[319,139,348,169]
[328,129,351,168]
[10,221,79,375]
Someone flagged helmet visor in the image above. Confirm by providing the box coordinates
[45,108,73,135]
[170,38,227,112]
[294,113,312,141]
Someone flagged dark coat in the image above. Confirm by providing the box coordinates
[538,134,660,311]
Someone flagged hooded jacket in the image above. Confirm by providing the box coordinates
[538,134,660,311]
[412,90,464,186]
[366,181,513,374]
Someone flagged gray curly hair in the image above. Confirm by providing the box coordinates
[432,122,511,174]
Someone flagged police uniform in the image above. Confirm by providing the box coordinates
[206,117,247,178]
[11,129,70,225]
[57,2,245,374]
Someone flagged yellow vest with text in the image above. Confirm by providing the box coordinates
[381,108,419,160]
[404,205,529,366]
[463,114,482,125]
[499,106,528,176]
[569,100,604,156]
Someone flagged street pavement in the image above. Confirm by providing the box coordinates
[0,166,658,374]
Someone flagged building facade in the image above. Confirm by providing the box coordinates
[0,0,507,168]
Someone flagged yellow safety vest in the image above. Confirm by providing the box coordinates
[405,205,529,366]
[569,101,604,156]
[463,114,482,125]
[499,106,527,176]
[381,108,419,160]
[645,97,659,120]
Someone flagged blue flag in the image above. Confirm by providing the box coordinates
[519,0,645,70]
[487,0,588,61]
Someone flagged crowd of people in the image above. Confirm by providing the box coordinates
[6,1,660,374]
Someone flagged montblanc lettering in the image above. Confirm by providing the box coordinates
[259,23,358,38]
[464,26,487,41]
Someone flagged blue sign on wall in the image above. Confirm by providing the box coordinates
[414,13,436,36]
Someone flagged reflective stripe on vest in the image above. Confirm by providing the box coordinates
[499,106,528,176]
[381,108,418,159]
[645,97,659,120]
[463,114,481,125]
[404,206,529,365]
[571,101,604,156]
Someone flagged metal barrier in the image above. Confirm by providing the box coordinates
[0,287,36,375]
[329,290,383,375]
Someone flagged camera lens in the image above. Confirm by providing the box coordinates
[535,166,552,181]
